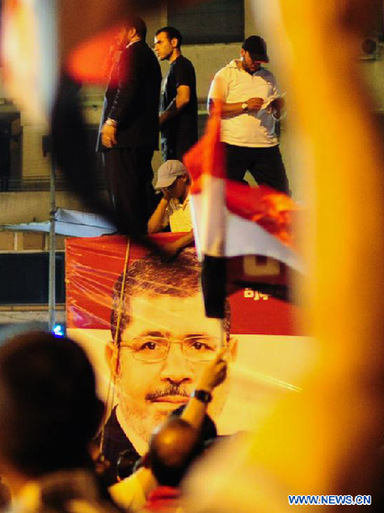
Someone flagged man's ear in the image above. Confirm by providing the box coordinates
[228,337,238,361]
[240,48,245,59]
[171,37,178,49]
[128,27,137,40]
[105,342,120,377]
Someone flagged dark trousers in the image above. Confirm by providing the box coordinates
[160,127,197,162]
[225,144,290,194]
[103,147,155,234]
[161,137,195,162]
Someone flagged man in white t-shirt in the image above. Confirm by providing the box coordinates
[148,160,194,256]
[208,36,289,194]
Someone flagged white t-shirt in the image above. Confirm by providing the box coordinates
[208,59,280,148]
[163,195,193,232]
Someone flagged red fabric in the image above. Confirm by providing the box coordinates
[145,486,181,512]
[183,101,225,192]
[226,182,300,247]
[65,233,181,329]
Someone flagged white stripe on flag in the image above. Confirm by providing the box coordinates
[191,191,304,273]
[199,174,226,258]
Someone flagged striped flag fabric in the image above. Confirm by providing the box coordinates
[184,102,227,318]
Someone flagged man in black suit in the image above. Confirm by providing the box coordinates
[98,17,162,234]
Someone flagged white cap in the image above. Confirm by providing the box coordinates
[155,160,188,189]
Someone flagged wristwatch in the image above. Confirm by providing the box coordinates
[191,389,212,404]
[241,102,248,112]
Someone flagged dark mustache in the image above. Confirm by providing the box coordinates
[146,384,190,401]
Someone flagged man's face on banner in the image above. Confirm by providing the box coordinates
[108,289,235,446]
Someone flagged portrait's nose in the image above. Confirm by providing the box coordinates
[160,343,193,385]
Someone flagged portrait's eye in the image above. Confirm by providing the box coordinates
[124,337,169,362]
[133,337,168,354]
[185,336,217,352]
[139,341,157,351]
[190,340,207,350]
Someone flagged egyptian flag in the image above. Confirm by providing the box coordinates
[184,103,303,318]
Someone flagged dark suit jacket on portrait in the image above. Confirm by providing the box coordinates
[98,408,140,486]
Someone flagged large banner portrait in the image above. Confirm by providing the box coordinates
[66,233,311,483]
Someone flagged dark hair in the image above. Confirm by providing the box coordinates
[0,331,104,477]
[125,16,147,41]
[155,26,182,48]
[148,418,203,487]
[110,248,231,346]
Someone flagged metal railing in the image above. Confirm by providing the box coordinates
[1,175,107,192]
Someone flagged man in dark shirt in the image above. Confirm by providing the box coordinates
[154,27,198,161]
[97,17,162,234]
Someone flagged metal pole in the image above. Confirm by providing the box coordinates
[45,135,56,332]
[48,159,56,331]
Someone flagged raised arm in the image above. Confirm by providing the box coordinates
[147,193,171,234]
[181,348,228,430]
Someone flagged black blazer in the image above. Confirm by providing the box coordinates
[97,40,162,151]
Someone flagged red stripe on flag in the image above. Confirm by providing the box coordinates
[226,182,301,248]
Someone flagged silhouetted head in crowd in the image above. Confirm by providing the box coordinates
[0,477,11,512]
[107,249,236,453]
[170,405,217,443]
[114,16,147,50]
[0,331,104,484]
[147,418,203,488]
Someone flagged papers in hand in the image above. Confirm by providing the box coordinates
[262,92,286,110]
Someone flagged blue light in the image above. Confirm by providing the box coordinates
[53,324,65,337]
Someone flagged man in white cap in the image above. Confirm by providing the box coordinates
[148,160,194,256]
